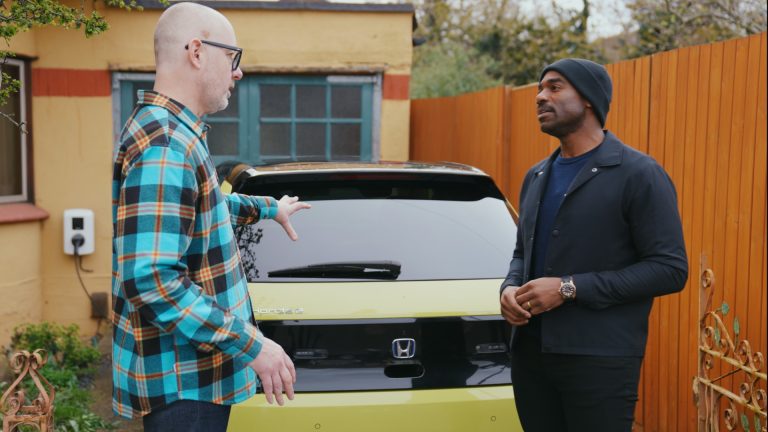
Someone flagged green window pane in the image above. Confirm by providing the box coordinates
[296,85,326,118]
[331,86,361,118]
[247,76,372,164]
[207,123,239,156]
[331,124,361,159]
[296,123,327,160]
[261,123,291,156]
[261,85,291,118]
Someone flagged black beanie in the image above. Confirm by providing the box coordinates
[540,58,612,127]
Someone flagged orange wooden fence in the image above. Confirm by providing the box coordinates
[410,32,767,432]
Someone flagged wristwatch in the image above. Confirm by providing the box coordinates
[559,276,577,301]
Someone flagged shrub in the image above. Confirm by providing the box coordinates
[11,322,100,375]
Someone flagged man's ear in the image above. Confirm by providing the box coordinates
[186,39,203,69]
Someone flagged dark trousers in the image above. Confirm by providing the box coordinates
[511,333,642,432]
[143,399,231,432]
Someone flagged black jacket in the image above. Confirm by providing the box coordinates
[502,131,688,357]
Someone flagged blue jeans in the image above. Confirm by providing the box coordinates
[143,400,231,432]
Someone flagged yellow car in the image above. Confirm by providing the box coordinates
[225,162,523,432]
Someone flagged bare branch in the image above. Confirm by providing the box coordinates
[0,111,27,133]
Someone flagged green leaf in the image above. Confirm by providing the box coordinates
[733,317,740,338]
[714,326,721,346]
[755,415,761,432]
[721,302,730,315]
[741,413,749,430]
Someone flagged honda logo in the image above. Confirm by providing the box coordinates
[392,338,416,359]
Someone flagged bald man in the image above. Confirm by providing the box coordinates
[111,3,310,431]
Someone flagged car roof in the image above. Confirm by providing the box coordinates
[244,161,490,177]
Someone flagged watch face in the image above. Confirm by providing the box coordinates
[560,282,576,299]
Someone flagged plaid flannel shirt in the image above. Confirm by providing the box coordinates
[111,90,278,418]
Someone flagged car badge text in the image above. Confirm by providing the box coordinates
[253,307,304,315]
[392,338,416,359]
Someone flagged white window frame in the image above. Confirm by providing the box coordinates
[0,58,29,203]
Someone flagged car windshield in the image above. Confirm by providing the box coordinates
[235,173,517,282]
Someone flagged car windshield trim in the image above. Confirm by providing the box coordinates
[235,174,505,202]
[267,261,402,280]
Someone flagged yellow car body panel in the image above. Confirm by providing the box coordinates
[248,279,505,320]
[228,386,522,432]
[220,180,233,194]
[230,279,518,431]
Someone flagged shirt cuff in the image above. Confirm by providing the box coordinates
[232,323,265,367]
[499,282,517,296]
[259,197,279,220]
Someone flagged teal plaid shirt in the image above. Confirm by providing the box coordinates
[111,91,277,418]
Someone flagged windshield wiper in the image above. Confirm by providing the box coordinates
[267,261,401,280]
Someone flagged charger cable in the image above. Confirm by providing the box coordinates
[72,234,93,301]
[72,234,106,345]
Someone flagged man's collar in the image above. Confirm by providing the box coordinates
[545,130,624,168]
[590,130,623,167]
[138,90,209,139]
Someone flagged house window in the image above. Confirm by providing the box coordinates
[115,74,378,167]
[0,59,29,203]
[247,75,374,165]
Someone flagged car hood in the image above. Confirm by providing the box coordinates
[247,279,504,321]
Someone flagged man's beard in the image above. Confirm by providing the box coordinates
[214,95,229,113]
[202,72,231,115]
[540,109,586,138]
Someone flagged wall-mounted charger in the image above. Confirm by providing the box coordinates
[63,209,94,255]
[63,209,105,321]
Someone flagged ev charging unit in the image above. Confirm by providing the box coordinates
[63,208,95,256]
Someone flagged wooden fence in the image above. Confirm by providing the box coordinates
[410,32,767,432]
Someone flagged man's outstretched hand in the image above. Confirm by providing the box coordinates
[274,195,311,241]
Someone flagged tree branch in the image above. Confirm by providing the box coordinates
[0,111,27,133]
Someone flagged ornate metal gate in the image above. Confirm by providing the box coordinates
[694,267,767,431]
[1,350,55,432]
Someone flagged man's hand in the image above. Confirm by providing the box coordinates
[274,195,311,241]
[514,277,564,315]
[247,337,296,406]
[500,286,531,325]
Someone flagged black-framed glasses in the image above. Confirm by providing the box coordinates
[185,39,243,71]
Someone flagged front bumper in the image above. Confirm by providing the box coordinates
[227,386,522,432]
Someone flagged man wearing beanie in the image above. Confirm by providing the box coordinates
[499,58,688,431]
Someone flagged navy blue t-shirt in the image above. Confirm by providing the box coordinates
[520,145,600,340]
